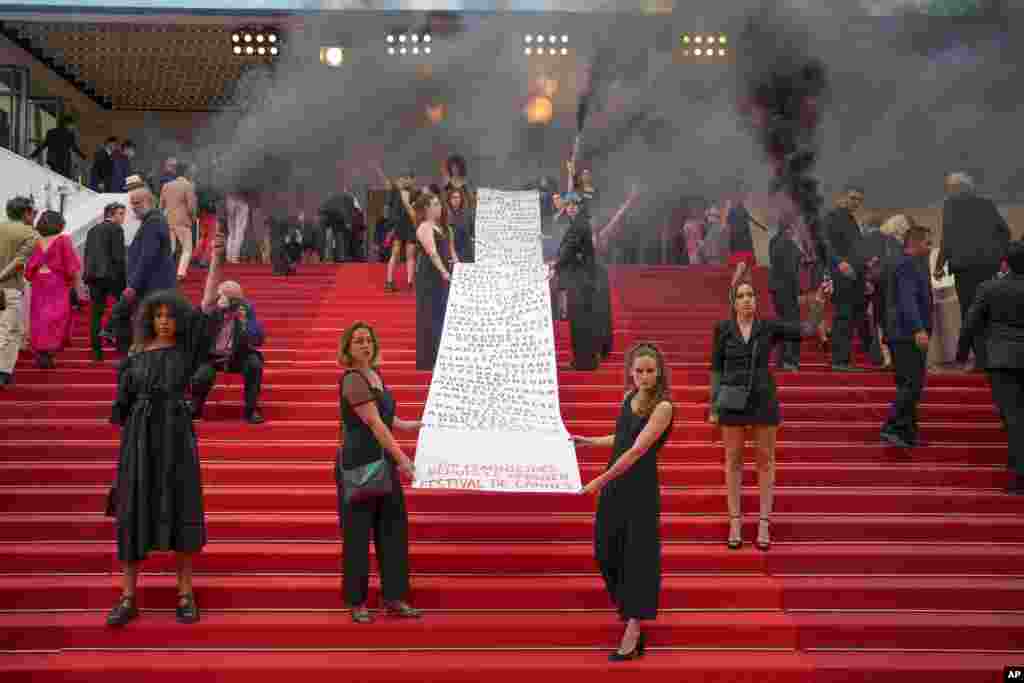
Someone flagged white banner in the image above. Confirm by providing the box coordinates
[413,188,581,494]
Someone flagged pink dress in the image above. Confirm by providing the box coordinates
[25,234,81,353]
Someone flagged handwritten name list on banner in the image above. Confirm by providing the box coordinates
[413,188,581,494]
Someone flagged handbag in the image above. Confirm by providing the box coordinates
[718,339,758,413]
[339,447,393,506]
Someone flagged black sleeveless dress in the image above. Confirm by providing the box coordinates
[415,224,452,370]
[594,391,672,621]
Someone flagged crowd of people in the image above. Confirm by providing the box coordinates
[1,153,1022,663]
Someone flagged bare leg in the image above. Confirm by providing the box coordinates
[386,240,402,286]
[722,426,746,545]
[754,425,778,548]
[405,242,417,287]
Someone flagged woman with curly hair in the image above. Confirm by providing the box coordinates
[573,342,674,661]
[104,229,227,628]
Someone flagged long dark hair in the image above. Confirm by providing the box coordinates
[624,342,672,416]
[132,289,193,350]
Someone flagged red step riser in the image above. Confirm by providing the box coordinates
[1,543,1020,575]
[0,462,1008,490]
[5,486,1023,515]
[2,514,1020,544]
[2,440,1009,466]
[0,401,999,423]
[0,420,1004,444]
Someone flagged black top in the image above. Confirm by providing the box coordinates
[83,220,127,288]
[339,369,396,469]
[711,318,808,393]
[957,273,1024,369]
[554,215,596,291]
[728,205,755,254]
[823,207,863,269]
[941,193,1010,271]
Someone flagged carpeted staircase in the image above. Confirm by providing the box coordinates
[1,263,1021,682]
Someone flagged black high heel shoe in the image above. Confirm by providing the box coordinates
[609,632,646,662]
[727,514,743,550]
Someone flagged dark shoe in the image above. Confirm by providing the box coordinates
[755,516,771,551]
[106,594,138,627]
[609,632,646,662]
[351,606,375,624]
[384,601,422,618]
[727,514,743,550]
[245,409,265,425]
[831,364,867,373]
[880,430,914,449]
[175,593,200,624]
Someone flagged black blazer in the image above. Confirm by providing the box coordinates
[940,193,1010,271]
[83,220,127,288]
[957,273,1024,369]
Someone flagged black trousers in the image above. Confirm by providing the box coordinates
[953,265,999,368]
[88,281,121,352]
[831,270,869,366]
[882,340,927,442]
[988,368,1024,477]
[335,465,410,606]
[192,351,264,416]
[770,287,801,368]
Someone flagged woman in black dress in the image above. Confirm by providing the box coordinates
[383,171,418,293]
[550,193,600,371]
[105,230,227,628]
[414,192,458,371]
[709,281,825,551]
[336,321,422,623]
[574,343,674,661]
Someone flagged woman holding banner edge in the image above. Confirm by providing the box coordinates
[573,343,674,661]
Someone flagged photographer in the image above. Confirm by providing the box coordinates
[190,280,266,424]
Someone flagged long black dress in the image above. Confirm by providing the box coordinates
[109,311,210,563]
[595,392,672,621]
[415,225,452,371]
[555,215,599,370]
[336,369,410,606]
[711,318,809,426]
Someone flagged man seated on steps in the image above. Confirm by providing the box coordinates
[189,279,266,424]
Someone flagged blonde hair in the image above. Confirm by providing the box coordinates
[880,214,911,242]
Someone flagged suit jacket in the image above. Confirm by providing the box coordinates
[768,231,802,294]
[957,273,1024,369]
[940,193,1010,271]
[127,209,176,295]
[883,254,933,343]
[0,220,39,291]
[823,207,863,271]
[83,220,127,288]
[160,177,198,229]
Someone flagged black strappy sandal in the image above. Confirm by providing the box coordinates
[176,592,200,624]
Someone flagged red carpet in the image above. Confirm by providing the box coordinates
[1,263,1021,682]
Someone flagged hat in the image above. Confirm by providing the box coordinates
[124,175,145,191]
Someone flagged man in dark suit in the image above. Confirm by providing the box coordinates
[823,186,873,371]
[934,172,1010,370]
[769,222,803,370]
[956,240,1024,495]
[104,185,177,352]
[83,202,127,361]
[880,225,934,449]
